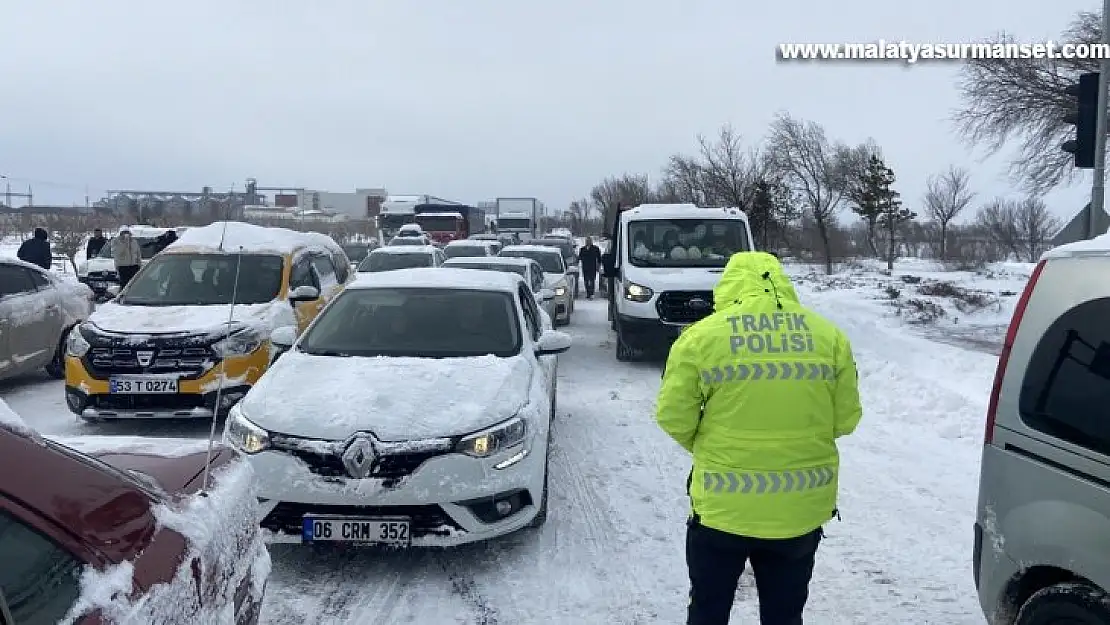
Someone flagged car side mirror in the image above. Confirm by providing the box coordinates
[105,285,120,299]
[288,285,320,303]
[271,325,297,349]
[535,330,572,356]
[540,288,555,301]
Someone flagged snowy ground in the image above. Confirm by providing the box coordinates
[0,258,1025,624]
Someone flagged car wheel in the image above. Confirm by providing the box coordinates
[527,442,550,528]
[1015,583,1110,625]
[44,329,69,379]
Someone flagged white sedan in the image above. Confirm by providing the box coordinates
[499,244,574,326]
[223,267,571,547]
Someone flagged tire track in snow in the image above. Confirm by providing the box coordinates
[436,551,502,624]
[322,549,419,623]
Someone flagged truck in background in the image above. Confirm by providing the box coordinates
[495,197,543,240]
[414,204,486,245]
[377,195,462,245]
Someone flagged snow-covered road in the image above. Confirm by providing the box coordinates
[1,283,996,623]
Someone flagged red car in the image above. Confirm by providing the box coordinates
[0,406,269,624]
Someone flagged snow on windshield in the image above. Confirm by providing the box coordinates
[61,460,270,624]
[299,287,521,357]
[628,218,750,267]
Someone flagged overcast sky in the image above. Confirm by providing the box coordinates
[0,0,1096,222]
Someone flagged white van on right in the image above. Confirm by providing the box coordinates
[600,204,753,361]
[976,233,1110,625]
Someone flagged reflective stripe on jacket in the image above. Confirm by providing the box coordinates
[655,251,862,539]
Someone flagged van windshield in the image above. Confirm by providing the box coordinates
[98,236,166,260]
[118,253,285,306]
[626,219,750,267]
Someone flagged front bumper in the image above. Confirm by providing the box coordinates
[253,436,546,547]
[617,313,685,351]
[79,274,119,294]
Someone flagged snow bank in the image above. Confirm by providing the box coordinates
[0,397,36,438]
[62,460,271,624]
[88,300,293,336]
[239,351,531,440]
[169,220,343,256]
[45,436,214,457]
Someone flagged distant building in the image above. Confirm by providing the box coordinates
[1051,203,1110,246]
[296,188,387,220]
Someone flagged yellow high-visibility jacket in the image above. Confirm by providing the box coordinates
[656,251,862,539]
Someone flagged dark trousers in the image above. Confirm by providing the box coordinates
[583,270,597,297]
[687,519,821,625]
[117,264,140,287]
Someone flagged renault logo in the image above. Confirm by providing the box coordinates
[136,350,155,366]
[341,435,378,479]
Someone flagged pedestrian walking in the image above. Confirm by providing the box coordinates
[86,228,107,258]
[16,228,52,270]
[577,237,602,299]
[112,228,143,287]
[656,251,863,625]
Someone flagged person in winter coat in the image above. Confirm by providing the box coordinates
[577,236,603,299]
[86,228,107,258]
[112,228,143,287]
[17,228,52,270]
[656,251,863,625]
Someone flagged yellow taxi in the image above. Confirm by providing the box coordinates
[63,221,353,421]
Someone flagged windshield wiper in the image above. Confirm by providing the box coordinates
[299,348,351,357]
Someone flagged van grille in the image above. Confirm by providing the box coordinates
[84,346,216,378]
[656,290,714,324]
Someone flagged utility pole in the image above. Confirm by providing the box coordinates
[1093,1,1110,238]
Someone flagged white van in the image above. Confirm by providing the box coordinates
[600,204,753,361]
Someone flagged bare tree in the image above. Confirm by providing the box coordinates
[590,174,654,232]
[661,154,709,205]
[975,198,1021,259]
[923,166,976,260]
[1013,196,1063,261]
[952,11,1101,193]
[767,113,852,274]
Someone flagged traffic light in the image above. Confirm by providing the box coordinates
[1062,72,1100,168]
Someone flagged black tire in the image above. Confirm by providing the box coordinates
[1015,582,1110,625]
[44,329,70,379]
[527,442,550,528]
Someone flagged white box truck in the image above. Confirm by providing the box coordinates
[495,198,540,240]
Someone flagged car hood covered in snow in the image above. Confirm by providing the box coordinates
[238,351,533,441]
[88,300,296,336]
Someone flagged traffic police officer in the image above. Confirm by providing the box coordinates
[656,251,863,625]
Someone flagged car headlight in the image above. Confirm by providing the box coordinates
[212,328,262,358]
[456,417,526,458]
[223,405,270,455]
[554,285,567,297]
[66,325,91,358]
[624,282,653,302]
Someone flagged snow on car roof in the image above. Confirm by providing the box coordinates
[621,203,750,221]
[167,221,344,256]
[117,225,176,237]
[500,244,563,256]
[349,267,524,293]
[0,255,52,274]
[1042,231,1110,259]
[443,256,534,268]
[444,239,491,247]
[371,245,438,254]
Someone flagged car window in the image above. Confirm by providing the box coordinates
[27,270,51,290]
[519,286,541,341]
[0,509,83,625]
[1018,297,1110,455]
[0,266,38,298]
[289,256,317,289]
[310,253,338,288]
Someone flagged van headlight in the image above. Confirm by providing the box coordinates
[554,285,567,297]
[66,325,91,358]
[212,328,262,358]
[624,282,653,302]
[456,417,526,457]
[223,405,270,454]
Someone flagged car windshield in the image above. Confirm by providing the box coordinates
[501,249,563,274]
[118,253,284,305]
[299,287,521,358]
[359,252,432,272]
[533,239,575,261]
[448,262,527,278]
[98,235,165,260]
[627,219,750,267]
[444,245,488,258]
[341,244,370,262]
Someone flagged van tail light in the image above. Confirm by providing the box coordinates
[985,260,1046,444]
